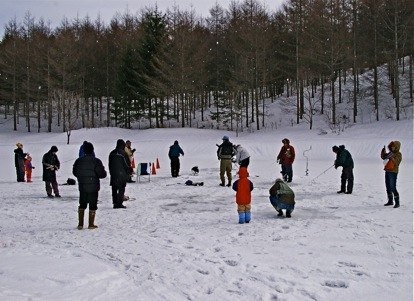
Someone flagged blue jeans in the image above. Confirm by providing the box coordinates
[385,171,399,199]
[281,165,293,182]
[269,196,294,212]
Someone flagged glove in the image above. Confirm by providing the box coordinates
[334,164,338,169]
[132,148,136,153]
[32,166,35,169]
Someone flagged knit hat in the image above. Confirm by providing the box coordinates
[222,135,229,141]
[50,145,58,153]
[83,142,94,154]
[332,145,339,153]
[282,138,290,144]
[174,140,179,145]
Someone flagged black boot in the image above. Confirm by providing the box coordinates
[286,210,292,218]
[277,209,283,217]
[384,194,393,206]
[393,196,400,208]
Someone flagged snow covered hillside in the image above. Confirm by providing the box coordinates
[0,117,412,300]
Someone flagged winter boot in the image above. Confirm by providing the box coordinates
[238,212,246,224]
[277,209,283,217]
[88,210,98,229]
[77,208,85,230]
[245,212,251,223]
[226,182,231,187]
[393,196,400,208]
[337,179,346,193]
[384,194,394,206]
[286,210,292,218]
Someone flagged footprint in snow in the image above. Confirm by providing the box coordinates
[323,280,349,288]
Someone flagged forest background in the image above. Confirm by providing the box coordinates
[0,0,412,137]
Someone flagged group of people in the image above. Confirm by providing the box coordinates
[13,136,402,228]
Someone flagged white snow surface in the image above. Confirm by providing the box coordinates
[0,120,413,300]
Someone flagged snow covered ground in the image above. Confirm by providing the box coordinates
[0,119,412,300]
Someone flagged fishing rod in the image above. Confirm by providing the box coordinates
[310,164,335,182]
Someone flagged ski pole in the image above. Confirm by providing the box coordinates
[311,164,334,182]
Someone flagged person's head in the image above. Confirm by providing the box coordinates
[388,141,401,152]
[50,146,58,153]
[222,135,229,141]
[332,145,339,153]
[174,140,179,145]
[275,178,284,183]
[126,140,131,147]
[116,139,126,150]
[26,154,32,161]
[238,167,249,179]
[82,141,88,146]
[83,142,94,155]
[16,142,23,148]
[282,138,290,145]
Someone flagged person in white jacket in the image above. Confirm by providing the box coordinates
[234,145,250,168]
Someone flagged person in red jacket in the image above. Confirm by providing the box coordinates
[24,154,35,182]
[277,138,295,182]
[232,167,254,224]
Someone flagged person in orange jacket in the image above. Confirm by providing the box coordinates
[381,141,402,208]
[232,167,254,224]
[24,154,35,182]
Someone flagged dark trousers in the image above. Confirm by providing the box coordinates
[385,171,399,202]
[240,157,250,168]
[79,191,98,211]
[340,167,354,193]
[45,181,60,196]
[281,165,293,182]
[16,164,25,182]
[170,157,180,177]
[112,185,126,206]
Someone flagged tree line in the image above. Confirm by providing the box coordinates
[0,0,412,134]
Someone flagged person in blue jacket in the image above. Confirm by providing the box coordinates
[168,140,184,177]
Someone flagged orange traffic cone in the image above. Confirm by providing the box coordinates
[151,162,157,175]
[156,158,160,169]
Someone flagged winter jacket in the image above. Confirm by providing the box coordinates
[124,146,135,163]
[73,154,107,193]
[234,146,250,164]
[334,145,354,169]
[217,140,235,160]
[42,151,60,182]
[232,167,254,205]
[269,180,295,205]
[14,148,27,167]
[381,141,402,173]
[168,143,184,158]
[108,148,130,187]
[277,144,295,166]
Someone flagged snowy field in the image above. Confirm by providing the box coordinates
[0,119,412,300]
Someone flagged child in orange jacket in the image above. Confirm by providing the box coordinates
[24,154,35,182]
[232,167,254,224]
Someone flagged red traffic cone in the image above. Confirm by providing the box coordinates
[151,162,157,175]
[156,158,160,169]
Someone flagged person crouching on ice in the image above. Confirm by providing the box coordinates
[232,167,254,224]
[269,178,295,218]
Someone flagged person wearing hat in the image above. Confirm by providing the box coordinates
[14,142,27,182]
[269,178,295,218]
[42,145,61,197]
[108,139,131,209]
[73,142,107,229]
[332,145,354,194]
[217,136,235,186]
[381,141,402,208]
[168,140,184,177]
[277,138,295,182]
[124,140,136,183]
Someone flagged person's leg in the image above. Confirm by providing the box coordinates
[286,165,293,182]
[52,180,60,197]
[45,181,53,197]
[88,191,99,229]
[245,204,251,223]
[219,160,226,186]
[384,172,394,206]
[237,205,246,224]
[78,190,88,229]
[225,160,232,186]
[389,172,399,208]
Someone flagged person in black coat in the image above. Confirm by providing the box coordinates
[332,145,354,194]
[14,142,27,182]
[73,142,107,229]
[168,140,184,177]
[109,139,131,209]
[42,145,61,197]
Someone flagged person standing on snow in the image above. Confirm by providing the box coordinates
[217,136,236,187]
[269,178,295,218]
[14,142,27,182]
[232,167,254,224]
[73,142,107,229]
[381,141,402,208]
[168,140,184,177]
[42,145,61,198]
[125,140,136,183]
[332,145,354,194]
[233,144,250,168]
[24,154,35,182]
[109,139,130,209]
[277,138,295,182]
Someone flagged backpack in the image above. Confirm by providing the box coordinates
[220,143,234,156]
